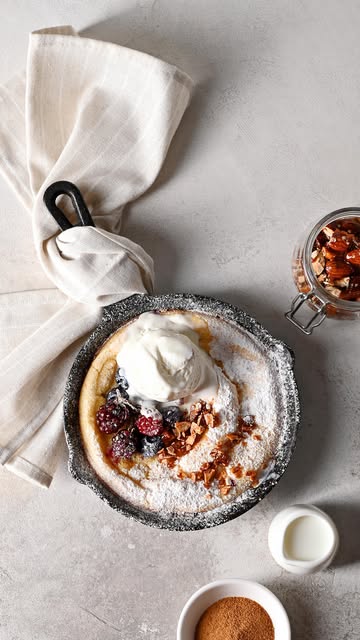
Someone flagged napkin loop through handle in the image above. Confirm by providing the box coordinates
[43,180,95,231]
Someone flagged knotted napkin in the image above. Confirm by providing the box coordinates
[0,26,192,487]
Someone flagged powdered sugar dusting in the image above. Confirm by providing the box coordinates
[65,293,300,530]
[81,311,283,514]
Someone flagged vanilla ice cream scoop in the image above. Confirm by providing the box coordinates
[116,312,217,402]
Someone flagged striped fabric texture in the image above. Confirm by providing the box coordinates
[0,26,192,487]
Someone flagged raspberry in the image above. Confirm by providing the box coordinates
[161,405,184,429]
[138,435,163,457]
[96,402,130,434]
[110,429,137,460]
[136,407,163,436]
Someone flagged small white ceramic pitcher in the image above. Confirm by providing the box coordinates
[268,504,339,575]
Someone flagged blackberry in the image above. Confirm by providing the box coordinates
[96,401,130,434]
[96,403,122,434]
[138,435,163,458]
[112,402,131,423]
[161,405,184,429]
[110,429,138,460]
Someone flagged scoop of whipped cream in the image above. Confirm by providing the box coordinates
[116,312,217,402]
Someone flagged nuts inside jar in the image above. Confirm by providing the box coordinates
[311,217,360,302]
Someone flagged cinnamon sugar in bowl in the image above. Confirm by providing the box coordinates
[177,579,290,640]
[195,596,274,640]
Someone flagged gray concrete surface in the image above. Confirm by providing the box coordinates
[1,1,360,638]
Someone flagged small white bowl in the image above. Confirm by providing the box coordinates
[268,504,339,575]
[177,578,291,640]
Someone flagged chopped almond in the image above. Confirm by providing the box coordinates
[220,485,231,496]
[204,413,214,427]
[203,468,216,487]
[226,433,241,442]
[175,421,191,435]
[323,226,334,239]
[186,433,197,446]
[231,464,243,478]
[192,423,205,435]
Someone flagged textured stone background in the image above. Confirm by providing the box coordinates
[1,1,359,638]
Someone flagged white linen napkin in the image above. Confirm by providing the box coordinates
[0,26,192,487]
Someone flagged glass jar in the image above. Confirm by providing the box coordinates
[286,207,360,334]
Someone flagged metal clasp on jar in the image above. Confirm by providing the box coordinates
[285,290,328,335]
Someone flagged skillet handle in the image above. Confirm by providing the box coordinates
[43,180,95,231]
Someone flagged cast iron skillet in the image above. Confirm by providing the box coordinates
[44,182,301,531]
[63,293,300,531]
